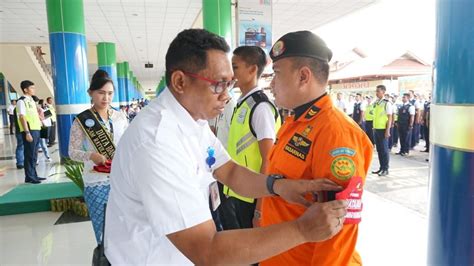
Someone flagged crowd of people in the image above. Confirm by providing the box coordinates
[6,28,432,265]
[333,89,431,175]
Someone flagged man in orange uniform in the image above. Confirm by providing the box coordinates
[261,31,373,266]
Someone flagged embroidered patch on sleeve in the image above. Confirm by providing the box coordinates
[330,156,356,181]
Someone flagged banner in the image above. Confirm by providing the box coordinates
[237,0,272,53]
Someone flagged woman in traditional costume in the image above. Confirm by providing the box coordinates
[69,69,128,243]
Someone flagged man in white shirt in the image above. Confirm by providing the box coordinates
[345,94,355,117]
[16,80,45,183]
[7,99,16,134]
[105,29,347,265]
[335,92,346,112]
[218,46,281,230]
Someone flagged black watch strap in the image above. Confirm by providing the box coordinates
[266,174,285,195]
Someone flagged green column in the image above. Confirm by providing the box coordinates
[97,42,118,107]
[202,0,233,46]
[117,63,127,105]
[123,62,130,104]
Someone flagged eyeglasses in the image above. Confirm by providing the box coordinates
[182,71,237,94]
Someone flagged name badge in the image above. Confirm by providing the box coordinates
[209,181,221,211]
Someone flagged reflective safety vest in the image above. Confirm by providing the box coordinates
[48,104,57,122]
[226,91,281,203]
[373,99,389,129]
[365,104,375,121]
[17,96,41,132]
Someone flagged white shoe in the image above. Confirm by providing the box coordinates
[46,158,52,162]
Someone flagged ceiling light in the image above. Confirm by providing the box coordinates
[132,13,138,16]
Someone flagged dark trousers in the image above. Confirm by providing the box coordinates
[48,121,56,145]
[392,124,399,147]
[375,129,390,171]
[398,125,412,154]
[22,130,40,182]
[424,125,430,151]
[364,121,374,144]
[411,123,420,148]
[218,196,256,230]
[15,132,24,166]
[9,115,15,134]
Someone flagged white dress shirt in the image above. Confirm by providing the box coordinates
[105,88,231,265]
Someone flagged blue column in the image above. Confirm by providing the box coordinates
[0,73,8,127]
[47,0,89,159]
[427,0,474,265]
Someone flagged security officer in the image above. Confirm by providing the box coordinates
[396,93,415,156]
[16,80,44,184]
[260,31,373,266]
[371,85,392,176]
[364,96,375,144]
[352,93,365,129]
[220,46,281,230]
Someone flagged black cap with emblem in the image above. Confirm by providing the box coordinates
[270,31,333,63]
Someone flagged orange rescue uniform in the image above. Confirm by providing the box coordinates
[261,94,373,266]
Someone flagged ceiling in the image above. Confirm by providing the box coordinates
[0,0,376,91]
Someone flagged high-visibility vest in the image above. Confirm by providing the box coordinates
[226,91,281,203]
[365,104,374,121]
[48,104,57,122]
[373,99,389,129]
[17,96,41,132]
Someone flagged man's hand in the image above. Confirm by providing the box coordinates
[25,133,33,143]
[385,129,391,139]
[274,178,343,207]
[296,200,348,242]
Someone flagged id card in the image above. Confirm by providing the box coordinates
[209,181,221,211]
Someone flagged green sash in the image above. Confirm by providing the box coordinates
[76,109,115,160]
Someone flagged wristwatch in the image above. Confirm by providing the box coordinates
[266,174,285,196]
[24,131,30,135]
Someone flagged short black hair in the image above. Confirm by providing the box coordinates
[290,57,329,85]
[46,97,53,101]
[356,93,362,96]
[11,99,16,104]
[32,95,39,102]
[403,93,410,97]
[20,80,34,92]
[376,85,387,92]
[233,46,267,78]
[165,29,230,87]
[89,69,114,91]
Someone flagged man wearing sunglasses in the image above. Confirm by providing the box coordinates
[105,29,347,265]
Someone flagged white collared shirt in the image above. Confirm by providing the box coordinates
[105,88,231,265]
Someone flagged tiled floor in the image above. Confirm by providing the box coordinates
[0,127,430,265]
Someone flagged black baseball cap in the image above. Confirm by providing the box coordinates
[270,31,332,63]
